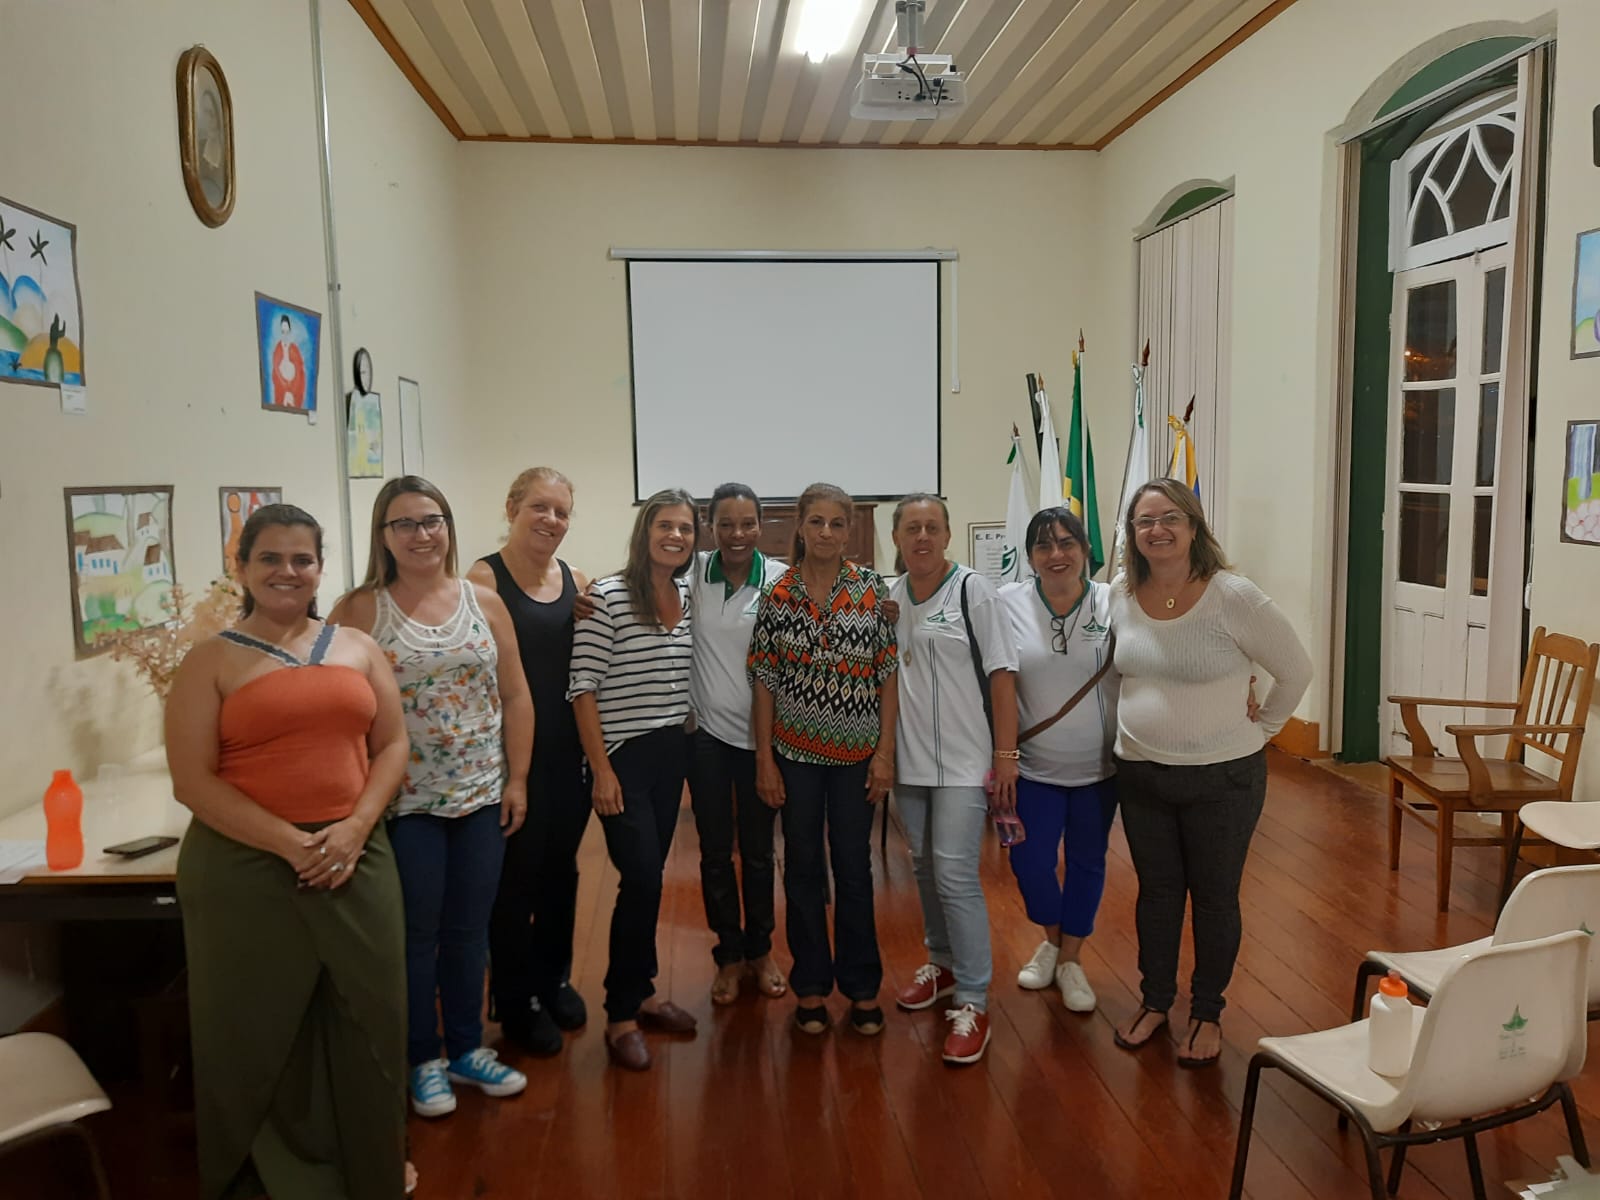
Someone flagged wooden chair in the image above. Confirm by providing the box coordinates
[1386,627,1599,912]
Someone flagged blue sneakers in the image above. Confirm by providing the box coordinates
[409,1060,456,1118]
[446,1047,527,1098]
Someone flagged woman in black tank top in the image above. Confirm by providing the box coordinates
[467,468,592,1057]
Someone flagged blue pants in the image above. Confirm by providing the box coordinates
[897,785,991,1009]
[1006,776,1118,938]
[387,804,506,1066]
[779,757,882,1002]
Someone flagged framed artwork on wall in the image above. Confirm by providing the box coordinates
[1573,228,1600,360]
[219,486,283,570]
[968,522,1009,586]
[176,46,236,228]
[0,195,85,388]
[398,377,423,474]
[347,390,383,478]
[1562,421,1600,546]
[63,486,176,659]
[255,293,321,413]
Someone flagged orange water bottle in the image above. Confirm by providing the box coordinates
[44,770,84,871]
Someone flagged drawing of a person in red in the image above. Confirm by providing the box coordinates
[271,314,306,409]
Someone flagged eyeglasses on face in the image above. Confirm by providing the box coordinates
[384,514,450,536]
[1132,513,1189,532]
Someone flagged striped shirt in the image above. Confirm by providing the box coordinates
[567,574,693,752]
[748,560,897,766]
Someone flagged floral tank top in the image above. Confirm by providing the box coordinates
[373,580,505,818]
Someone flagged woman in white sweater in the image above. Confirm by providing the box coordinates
[1108,479,1312,1069]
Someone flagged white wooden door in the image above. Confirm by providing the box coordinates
[1383,246,1511,754]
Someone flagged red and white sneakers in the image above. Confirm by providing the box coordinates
[941,1004,991,1065]
[896,963,957,1011]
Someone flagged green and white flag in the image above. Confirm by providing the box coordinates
[1064,337,1104,575]
[1113,342,1153,576]
[1003,427,1030,582]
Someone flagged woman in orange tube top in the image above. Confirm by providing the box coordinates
[165,503,412,1200]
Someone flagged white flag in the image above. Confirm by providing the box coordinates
[1003,430,1030,581]
[1113,359,1152,576]
[1036,381,1063,512]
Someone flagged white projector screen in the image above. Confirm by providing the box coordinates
[626,259,941,501]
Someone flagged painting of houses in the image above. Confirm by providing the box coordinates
[63,486,175,657]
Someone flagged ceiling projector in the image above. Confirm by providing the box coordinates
[849,1,965,122]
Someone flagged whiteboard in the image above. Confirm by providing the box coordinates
[626,259,941,501]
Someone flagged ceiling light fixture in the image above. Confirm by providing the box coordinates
[795,0,866,65]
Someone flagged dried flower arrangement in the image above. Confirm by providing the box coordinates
[106,576,244,701]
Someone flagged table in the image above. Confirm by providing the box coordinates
[0,748,188,922]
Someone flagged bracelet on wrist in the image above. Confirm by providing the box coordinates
[993,749,1020,760]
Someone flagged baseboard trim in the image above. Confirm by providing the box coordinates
[1270,717,1322,759]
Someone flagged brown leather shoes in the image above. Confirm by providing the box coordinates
[605,1029,651,1071]
[636,1000,698,1035]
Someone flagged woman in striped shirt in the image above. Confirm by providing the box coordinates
[749,482,898,1037]
[567,488,699,1072]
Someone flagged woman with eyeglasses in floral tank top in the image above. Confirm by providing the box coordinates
[330,476,536,1119]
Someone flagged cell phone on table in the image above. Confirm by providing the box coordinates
[103,836,180,859]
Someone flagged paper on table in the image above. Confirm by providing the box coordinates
[0,840,47,884]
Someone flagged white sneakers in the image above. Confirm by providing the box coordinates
[1054,961,1096,1013]
[1017,941,1097,1012]
[1016,941,1060,989]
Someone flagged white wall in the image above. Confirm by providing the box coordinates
[1090,0,1595,746]
[0,0,468,1029]
[452,143,1098,576]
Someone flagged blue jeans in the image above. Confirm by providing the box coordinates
[896,785,991,1009]
[778,757,882,1002]
[387,804,506,1066]
[1007,776,1119,938]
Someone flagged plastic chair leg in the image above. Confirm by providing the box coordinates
[1560,1082,1591,1168]
[1463,1132,1487,1200]
[1386,1123,1410,1195]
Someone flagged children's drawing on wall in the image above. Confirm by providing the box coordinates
[1574,229,1600,361]
[64,486,175,658]
[1562,421,1600,546]
[254,293,321,412]
[219,486,282,570]
[347,391,383,478]
[0,196,84,388]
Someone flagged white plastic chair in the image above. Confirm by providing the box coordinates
[0,1033,112,1198]
[1349,863,1600,1024]
[1230,930,1590,1200]
[1502,801,1600,902]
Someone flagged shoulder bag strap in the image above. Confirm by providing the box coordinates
[1018,632,1115,744]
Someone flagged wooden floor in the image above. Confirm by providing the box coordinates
[13,749,1598,1199]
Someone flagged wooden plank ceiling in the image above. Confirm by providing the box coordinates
[350,0,1295,150]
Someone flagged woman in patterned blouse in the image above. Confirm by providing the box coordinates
[749,482,898,1037]
[330,476,535,1119]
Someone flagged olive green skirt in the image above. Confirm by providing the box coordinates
[178,819,407,1200]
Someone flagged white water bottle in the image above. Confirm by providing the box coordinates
[1367,971,1413,1077]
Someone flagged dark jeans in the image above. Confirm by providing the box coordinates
[489,746,589,1018]
[599,726,690,1023]
[778,756,882,1002]
[1115,751,1267,1022]
[387,803,507,1066]
[689,730,777,966]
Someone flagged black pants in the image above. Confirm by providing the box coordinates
[1115,751,1267,1022]
[599,726,690,1023]
[689,730,777,966]
[488,747,590,1018]
[778,756,882,1002]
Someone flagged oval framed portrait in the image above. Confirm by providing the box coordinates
[176,46,236,227]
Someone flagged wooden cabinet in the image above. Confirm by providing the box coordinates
[695,503,876,568]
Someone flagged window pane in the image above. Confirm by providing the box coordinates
[1482,267,1506,372]
[1448,144,1498,229]
[1476,383,1499,486]
[1492,183,1511,222]
[1472,495,1493,597]
[1399,493,1449,588]
[1402,389,1455,484]
[1411,189,1449,245]
[1479,122,1515,173]
[1404,280,1456,381]
[1429,135,1468,195]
